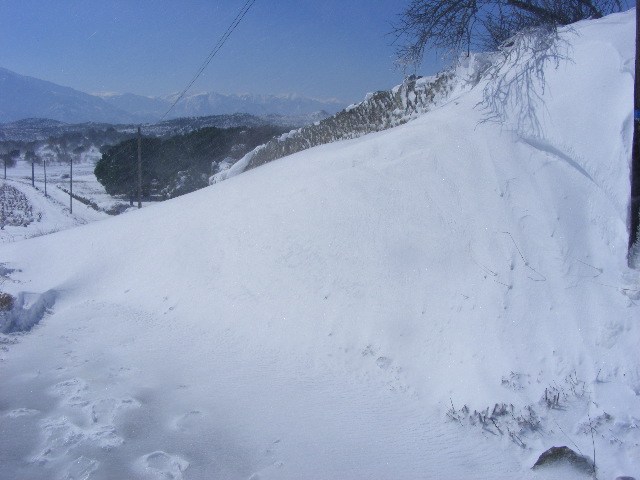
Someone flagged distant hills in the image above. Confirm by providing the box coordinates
[0,67,137,124]
[95,91,346,121]
[0,112,330,142]
[0,67,347,124]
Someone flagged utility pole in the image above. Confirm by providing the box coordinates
[137,126,142,209]
[44,160,47,197]
[631,0,640,267]
[1,184,4,230]
[31,162,34,187]
[69,152,73,213]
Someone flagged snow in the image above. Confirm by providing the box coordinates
[0,163,104,243]
[0,10,639,480]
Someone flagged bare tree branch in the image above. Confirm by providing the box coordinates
[392,0,624,67]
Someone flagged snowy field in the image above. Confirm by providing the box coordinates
[0,160,151,244]
[1,161,109,242]
[0,11,639,480]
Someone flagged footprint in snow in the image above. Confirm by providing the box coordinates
[137,451,189,480]
[49,378,89,407]
[35,377,141,466]
[376,356,392,370]
[87,397,141,425]
[86,424,124,449]
[33,416,86,464]
[5,407,39,418]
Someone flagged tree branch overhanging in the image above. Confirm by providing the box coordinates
[392,0,624,67]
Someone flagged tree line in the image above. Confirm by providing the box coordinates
[0,128,136,167]
[94,125,287,199]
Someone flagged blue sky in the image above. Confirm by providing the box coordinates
[0,0,437,105]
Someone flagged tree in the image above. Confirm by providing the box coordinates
[94,126,287,199]
[1,154,9,179]
[1,149,19,179]
[394,0,639,265]
[24,150,40,164]
[392,0,624,66]
[94,137,161,198]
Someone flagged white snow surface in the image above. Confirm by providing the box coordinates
[0,161,111,243]
[1,11,639,480]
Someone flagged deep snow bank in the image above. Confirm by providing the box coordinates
[0,10,638,480]
[210,68,467,183]
[0,290,56,333]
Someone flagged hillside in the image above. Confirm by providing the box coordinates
[0,68,139,124]
[0,10,638,480]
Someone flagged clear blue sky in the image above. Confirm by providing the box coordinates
[0,0,439,105]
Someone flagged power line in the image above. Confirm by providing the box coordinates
[159,0,258,123]
[93,0,258,209]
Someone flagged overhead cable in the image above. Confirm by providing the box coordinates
[159,0,257,122]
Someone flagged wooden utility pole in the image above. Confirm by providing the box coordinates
[1,184,4,230]
[31,162,34,187]
[631,1,640,266]
[44,160,47,197]
[137,126,142,209]
[69,153,73,213]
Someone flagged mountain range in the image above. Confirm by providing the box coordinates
[95,90,346,121]
[0,67,346,124]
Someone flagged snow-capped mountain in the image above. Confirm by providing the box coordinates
[95,90,346,120]
[0,67,347,124]
[89,92,168,122]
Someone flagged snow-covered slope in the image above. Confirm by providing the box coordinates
[211,71,458,183]
[0,11,638,480]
